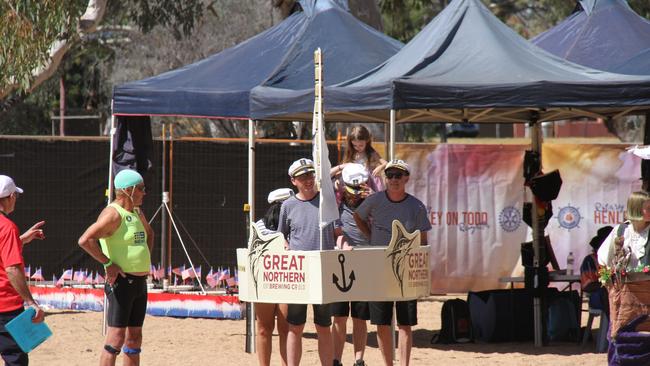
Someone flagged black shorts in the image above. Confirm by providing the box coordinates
[330,301,370,320]
[0,308,28,366]
[286,304,331,327]
[105,274,148,327]
[369,300,417,326]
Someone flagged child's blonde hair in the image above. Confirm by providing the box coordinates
[626,191,650,221]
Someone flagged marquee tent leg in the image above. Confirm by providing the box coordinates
[530,119,544,347]
[246,119,256,354]
[389,109,396,160]
[103,103,117,336]
[161,123,169,287]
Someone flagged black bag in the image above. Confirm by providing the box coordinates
[547,291,580,342]
[431,299,473,344]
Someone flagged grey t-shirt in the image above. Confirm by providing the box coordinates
[278,193,335,251]
[338,203,369,247]
[355,191,432,246]
[255,219,275,236]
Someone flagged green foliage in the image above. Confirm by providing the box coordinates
[0,1,87,92]
[106,0,204,40]
[380,0,650,42]
[629,0,650,20]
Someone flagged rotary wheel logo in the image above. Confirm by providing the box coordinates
[557,205,582,230]
[499,206,521,232]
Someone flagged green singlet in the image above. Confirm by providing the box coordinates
[100,203,151,273]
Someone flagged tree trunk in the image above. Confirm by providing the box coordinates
[1,0,107,101]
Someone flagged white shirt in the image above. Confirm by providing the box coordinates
[598,222,650,270]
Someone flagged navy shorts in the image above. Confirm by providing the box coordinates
[0,308,28,366]
[330,301,370,320]
[369,300,417,326]
[286,304,332,327]
[105,274,148,327]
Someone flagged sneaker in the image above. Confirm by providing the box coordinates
[353,360,367,366]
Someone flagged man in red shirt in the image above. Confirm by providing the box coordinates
[0,175,46,366]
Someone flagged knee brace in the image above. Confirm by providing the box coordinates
[104,344,121,355]
[122,346,142,355]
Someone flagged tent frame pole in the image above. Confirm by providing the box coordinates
[103,102,118,336]
[389,109,396,160]
[246,119,256,354]
[530,119,544,347]
[161,123,169,287]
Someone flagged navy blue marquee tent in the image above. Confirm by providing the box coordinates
[613,48,650,75]
[532,0,650,72]
[250,0,650,123]
[112,0,402,119]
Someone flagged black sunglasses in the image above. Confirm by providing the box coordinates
[385,172,404,179]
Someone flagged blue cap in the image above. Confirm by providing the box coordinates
[114,169,143,189]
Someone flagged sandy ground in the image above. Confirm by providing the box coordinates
[29,295,607,366]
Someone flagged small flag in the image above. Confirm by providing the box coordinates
[73,269,86,283]
[85,271,94,284]
[181,266,196,280]
[31,267,44,281]
[61,268,73,280]
[24,265,31,279]
[172,265,184,277]
[226,277,236,287]
[56,275,65,287]
[206,268,217,288]
[218,268,231,281]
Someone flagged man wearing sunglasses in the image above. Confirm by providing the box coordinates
[0,175,46,366]
[78,169,153,366]
[278,158,335,366]
[353,160,431,366]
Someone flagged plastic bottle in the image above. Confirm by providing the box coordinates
[567,251,575,275]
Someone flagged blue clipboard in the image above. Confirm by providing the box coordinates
[4,307,52,353]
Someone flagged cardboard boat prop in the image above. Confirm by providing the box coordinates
[237,220,430,304]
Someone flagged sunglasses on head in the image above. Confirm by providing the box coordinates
[385,171,404,179]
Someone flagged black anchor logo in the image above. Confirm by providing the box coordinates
[332,253,355,292]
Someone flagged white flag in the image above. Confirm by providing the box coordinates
[313,120,339,227]
[312,48,338,230]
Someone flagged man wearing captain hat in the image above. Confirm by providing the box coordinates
[354,159,431,366]
[0,175,46,366]
[278,158,335,366]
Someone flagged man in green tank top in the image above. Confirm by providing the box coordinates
[78,169,154,366]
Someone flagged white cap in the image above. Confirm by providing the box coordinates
[0,175,23,198]
[385,159,410,174]
[267,188,294,204]
[288,158,315,177]
[342,163,369,187]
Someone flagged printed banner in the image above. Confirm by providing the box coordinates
[30,286,243,319]
[396,142,640,293]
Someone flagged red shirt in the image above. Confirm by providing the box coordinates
[0,213,25,312]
